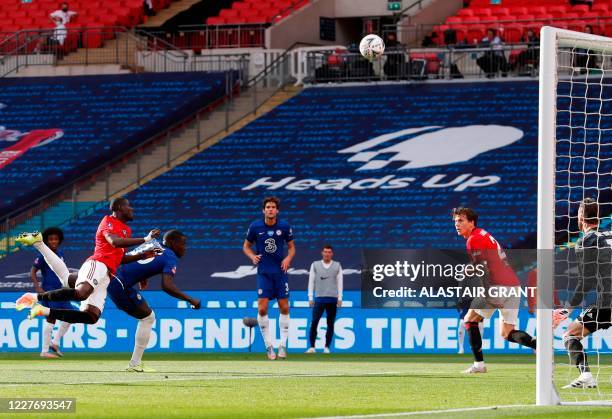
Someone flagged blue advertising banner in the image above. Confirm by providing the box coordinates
[1,291,609,354]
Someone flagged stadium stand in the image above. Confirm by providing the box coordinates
[0,71,234,216]
[55,81,540,276]
[0,0,173,32]
[432,0,611,45]
[206,0,310,25]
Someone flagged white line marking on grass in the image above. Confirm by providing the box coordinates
[304,404,535,419]
[0,371,408,386]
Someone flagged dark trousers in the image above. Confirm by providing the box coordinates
[309,301,337,348]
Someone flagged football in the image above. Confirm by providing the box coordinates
[359,34,385,60]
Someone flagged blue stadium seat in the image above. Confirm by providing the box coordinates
[0,71,232,215]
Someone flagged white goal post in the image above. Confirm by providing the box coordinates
[537,26,612,406]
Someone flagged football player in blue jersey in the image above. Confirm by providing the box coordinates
[243,196,295,360]
[107,229,201,372]
[30,227,72,359]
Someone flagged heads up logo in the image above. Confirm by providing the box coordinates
[338,125,523,170]
[243,125,524,192]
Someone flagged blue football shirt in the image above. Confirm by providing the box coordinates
[33,250,65,291]
[115,246,179,287]
[245,219,294,274]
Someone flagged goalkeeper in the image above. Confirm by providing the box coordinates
[554,198,612,389]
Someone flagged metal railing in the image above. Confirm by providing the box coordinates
[137,24,268,50]
[394,15,612,47]
[0,44,297,257]
[303,45,548,83]
[0,26,194,76]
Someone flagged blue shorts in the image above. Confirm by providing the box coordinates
[107,278,146,314]
[39,300,73,310]
[257,272,289,300]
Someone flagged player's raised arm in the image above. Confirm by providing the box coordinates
[104,229,160,249]
[161,273,200,309]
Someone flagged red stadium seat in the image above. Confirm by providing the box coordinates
[206,16,226,25]
[567,20,588,32]
[510,7,529,15]
[516,14,535,22]
[446,16,463,25]
[452,25,468,43]
[502,24,524,43]
[491,7,510,16]
[467,25,487,43]
[457,8,474,17]
[473,8,492,17]
[528,6,547,15]
[571,5,590,14]
[591,4,609,14]
[219,9,239,19]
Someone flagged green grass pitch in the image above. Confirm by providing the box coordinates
[0,353,610,418]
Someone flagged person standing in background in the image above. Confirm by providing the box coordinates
[306,245,343,354]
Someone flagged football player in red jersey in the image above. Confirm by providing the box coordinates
[453,207,536,374]
[15,197,160,325]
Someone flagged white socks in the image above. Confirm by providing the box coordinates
[42,321,53,353]
[458,319,465,351]
[130,311,155,366]
[279,313,290,348]
[33,241,70,287]
[257,314,272,348]
[52,321,70,347]
[474,361,485,368]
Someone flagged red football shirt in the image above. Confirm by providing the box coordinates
[87,215,132,274]
[466,227,520,287]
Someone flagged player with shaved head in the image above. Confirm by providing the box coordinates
[15,197,160,326]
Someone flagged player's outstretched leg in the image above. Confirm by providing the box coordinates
[127,310,157,373]
[28,303,99,324]
[16,287,81,311]
[16,232,70,287]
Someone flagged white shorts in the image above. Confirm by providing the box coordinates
[76,260,110,313]
[470,286,520,325]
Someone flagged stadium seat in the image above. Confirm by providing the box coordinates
[0,72,233,216]
[591,4,609,14]
[467,25,487,43]
[571,5,591,14]
[502,24,524,43]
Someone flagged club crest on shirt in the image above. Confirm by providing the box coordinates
[276,229,282,236]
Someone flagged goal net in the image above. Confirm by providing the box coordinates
[538,26,612,405]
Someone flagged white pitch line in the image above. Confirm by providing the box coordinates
[303,404,535,419]
[0,371,408,386]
